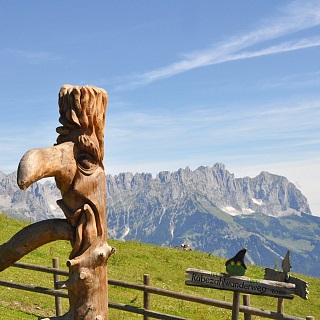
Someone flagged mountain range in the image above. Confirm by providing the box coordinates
[0,163,319,277]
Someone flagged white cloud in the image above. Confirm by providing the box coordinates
[224,37,320,63]
[115,1,320,90]
[4,48,63,64]
[257,71,320,91]
[106,97,320,151]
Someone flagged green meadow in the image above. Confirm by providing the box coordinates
[0,214,318,319]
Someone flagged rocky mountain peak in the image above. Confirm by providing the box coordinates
[104,163,311,218]
[0,164,319,277]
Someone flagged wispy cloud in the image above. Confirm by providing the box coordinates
[256,71,320,91]
[116,0,320,90]
[4,48,62,64]
[105,97,320,155]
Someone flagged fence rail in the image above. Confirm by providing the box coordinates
[0,259,314,320]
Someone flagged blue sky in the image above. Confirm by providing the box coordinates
[1,1,320,215]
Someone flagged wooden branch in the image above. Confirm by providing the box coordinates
[0,219,74,271]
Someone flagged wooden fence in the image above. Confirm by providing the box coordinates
[0,258,315,320]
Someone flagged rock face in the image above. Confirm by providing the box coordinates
[1,164,319,277]
[107,164,310,228]
[0,171,63,221]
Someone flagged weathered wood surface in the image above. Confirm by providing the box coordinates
[0,219,74,271]
[232,291,241,320]
[0,85,114,320]
[1,263,314,320]
[264,268,308,300]
[186,268,296,299]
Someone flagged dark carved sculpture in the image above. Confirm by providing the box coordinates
[0,84,114,319]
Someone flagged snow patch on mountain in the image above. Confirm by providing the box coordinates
[252,198,263,205]
[220,206,242,216]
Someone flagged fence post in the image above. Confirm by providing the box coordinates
[277,298,284,314]
[276,271,285,315]
[52,258,62,316]
[231,291,240,320]
[143,274,150,320]
[243,294,251,320]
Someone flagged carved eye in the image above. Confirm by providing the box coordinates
[77,153,98,174]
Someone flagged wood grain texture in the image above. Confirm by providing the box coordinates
[1,84,114,319]
[186,268,296,299]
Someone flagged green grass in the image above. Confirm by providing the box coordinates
[0,214,319,319]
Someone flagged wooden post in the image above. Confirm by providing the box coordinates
[306,317,314,320]
[243,294,251,320]
[144,274,150,320]
[10,84,115,319]
[232,291,240,320]
[277,297,284,314]
[276,270,285,315]
[52,258,62,316]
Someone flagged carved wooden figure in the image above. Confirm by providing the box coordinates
[225,248,247,276]
[0,85,114,319]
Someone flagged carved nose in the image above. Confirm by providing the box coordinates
[17,141,76,190]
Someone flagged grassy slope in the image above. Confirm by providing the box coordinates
[0,214,319,319]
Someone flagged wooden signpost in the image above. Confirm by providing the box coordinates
[186,268,296,299]
[264,267,309,300]
[186,268,296,320]
[264,250,308,300]
[263,250,309,315]
[186,249,310,320]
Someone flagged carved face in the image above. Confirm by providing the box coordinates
[17,85,108,255]
[17,140,106,221]
[56,141,106,229]
[56,85,107,230]
[17,85,112,317]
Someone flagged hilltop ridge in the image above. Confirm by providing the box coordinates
[0,163,319,277]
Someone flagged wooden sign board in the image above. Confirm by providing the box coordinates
[264,268,308,300]
[186,268,295,299]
